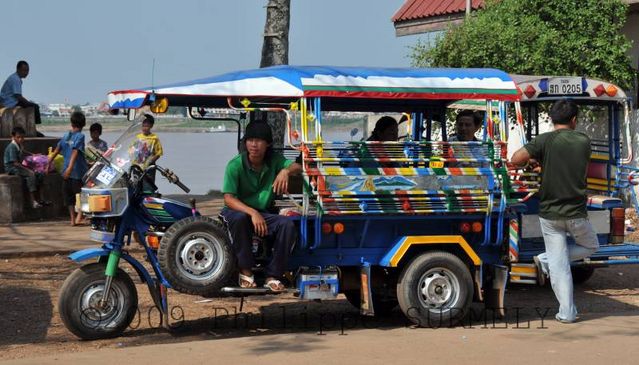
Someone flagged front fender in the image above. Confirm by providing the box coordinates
[68,248,154,285]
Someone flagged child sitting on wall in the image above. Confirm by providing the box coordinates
[3,126,48,208]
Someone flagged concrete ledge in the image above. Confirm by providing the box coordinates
[0,173,68,223]
[0,106,38,137]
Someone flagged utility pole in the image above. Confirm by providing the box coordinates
[466,0,471,17]
[256,0,290,149]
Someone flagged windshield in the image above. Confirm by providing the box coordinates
[84,118,155,189]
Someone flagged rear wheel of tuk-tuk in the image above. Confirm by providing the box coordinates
[397,251,473,327]
[58,262,138,340]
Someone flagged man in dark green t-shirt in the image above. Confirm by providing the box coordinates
[511,99,598,323]
[220,121,302,292]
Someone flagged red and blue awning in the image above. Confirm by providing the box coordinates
[107,65,520,109]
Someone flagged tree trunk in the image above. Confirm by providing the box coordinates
[257,0,290,149]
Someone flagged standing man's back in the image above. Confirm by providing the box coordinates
[510,99,599,324]
[527,127,591,219]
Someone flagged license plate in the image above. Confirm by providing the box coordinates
[96,165,117,185]
[548,77,583,95]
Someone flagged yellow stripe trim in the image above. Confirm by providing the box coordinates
[324,167,343,175]
[590,153,609,161]
[144,203,164,209]
[389,235,481,267]
[511,266,536,274]
[587,177,610,185]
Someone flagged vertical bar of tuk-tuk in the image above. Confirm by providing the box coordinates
[609,104,616,194]
[313,97,323,250]
[412,112,422,141]
[425,112,432,141]
[300,97,309,249]
[532,104,539,137]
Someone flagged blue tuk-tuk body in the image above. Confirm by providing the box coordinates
[60,67,639,340]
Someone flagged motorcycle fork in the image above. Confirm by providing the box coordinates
[99,250,121,307]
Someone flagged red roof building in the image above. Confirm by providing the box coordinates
[392,0,484,36]
[391,0,639,73]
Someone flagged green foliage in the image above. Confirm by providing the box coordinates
[411,0,636,88]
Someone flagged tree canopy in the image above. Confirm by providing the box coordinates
[410,0,636,88]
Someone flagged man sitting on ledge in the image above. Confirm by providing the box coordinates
[0,60,41,124]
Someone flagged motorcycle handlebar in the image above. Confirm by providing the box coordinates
[155,165,191,193]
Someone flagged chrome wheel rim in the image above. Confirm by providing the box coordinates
[176,232,224,281]
[417,267,461,314]
[79,282,125,329]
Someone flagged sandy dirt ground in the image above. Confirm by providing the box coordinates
[2,252,639,364]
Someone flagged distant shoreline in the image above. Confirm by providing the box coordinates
[36,117,363,135]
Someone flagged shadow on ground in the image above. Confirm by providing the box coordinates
[0,286,53,347]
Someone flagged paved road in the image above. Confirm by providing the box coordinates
[3,314,639,365]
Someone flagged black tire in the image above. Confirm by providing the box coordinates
[344,290,398,316]
[572,266,595,284]
[158,216,235,296]
[58,262,138,340]
[397,251,473,327]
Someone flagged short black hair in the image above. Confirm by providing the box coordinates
[549,99,578,125]
[16,60,28,70]
[143,114,155,126]
[456,109,483,127]
[90,122,102,134]
[70,111,86,129]
[11,126,26,136]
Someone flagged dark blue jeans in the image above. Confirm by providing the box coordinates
[220,208,296,278]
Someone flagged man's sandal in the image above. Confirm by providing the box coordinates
[239,273,257,288]
[264,278,286,293]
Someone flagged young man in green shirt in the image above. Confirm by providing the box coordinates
[511,99,599,323]
[221,121,302,292]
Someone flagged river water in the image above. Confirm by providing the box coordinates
[99,129,357,194]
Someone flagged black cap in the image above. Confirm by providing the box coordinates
[244,121,273,143]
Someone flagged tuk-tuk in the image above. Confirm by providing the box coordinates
[58,66,639,339]
[506,75,639,284]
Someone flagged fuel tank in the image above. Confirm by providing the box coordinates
[140,196,199,225]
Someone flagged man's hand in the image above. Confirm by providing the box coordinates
[273,169,290,195]
[63,167,71,180]
[250,211,268,237]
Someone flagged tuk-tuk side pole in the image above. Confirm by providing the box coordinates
[312,97,325,251]
[300,97,310,249]
[609,105,615,194]
[612,104,624,196]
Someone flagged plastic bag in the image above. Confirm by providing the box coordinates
[47,147,64,173]
[22,154,53,173]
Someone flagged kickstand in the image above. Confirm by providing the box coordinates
[239,296,245,312]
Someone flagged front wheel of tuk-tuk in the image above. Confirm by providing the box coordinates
[397,251,473,327]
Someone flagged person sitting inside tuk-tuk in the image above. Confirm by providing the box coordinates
[220,121,302,292]
[367,116,399,142]
[449,110,482,142]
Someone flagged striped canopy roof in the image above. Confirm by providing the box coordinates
[107,65,520,110]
